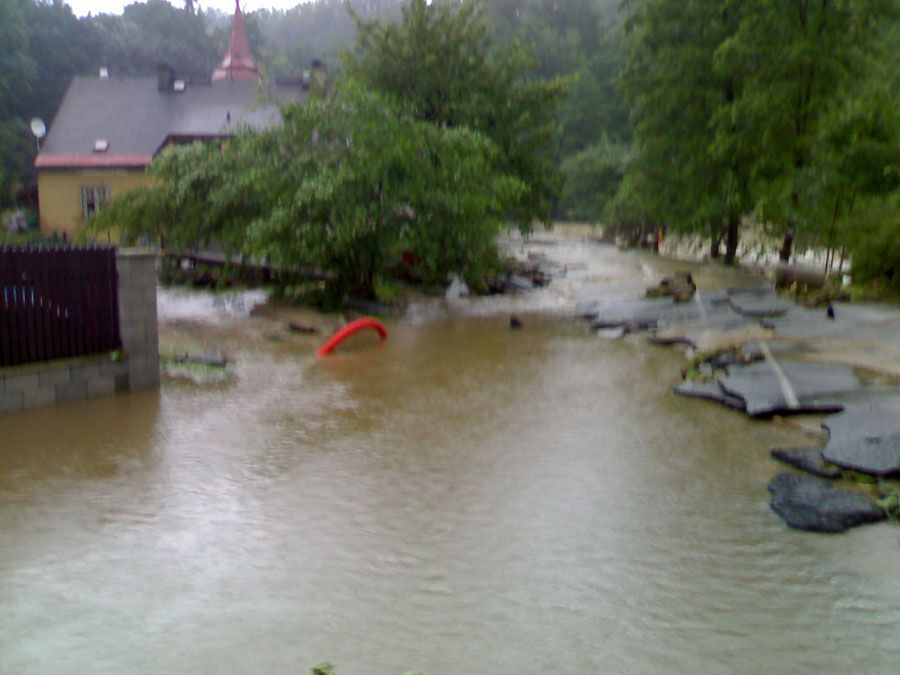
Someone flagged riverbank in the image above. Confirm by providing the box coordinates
[565,225,900,533]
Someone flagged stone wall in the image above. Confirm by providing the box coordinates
[0,249,159,415]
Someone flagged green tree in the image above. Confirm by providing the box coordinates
[0,0,36,204]
[91,0,222,78]
[95,83,522,298]
[559,137,629,224]
[812,19,900,282]
[255,0,401,79]
[618,0,750,263]
[715,0,896,262]
[345,0,564,227]
[19,0,102,124]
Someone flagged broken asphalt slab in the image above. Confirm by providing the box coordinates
[727,288,793,318]
[674,379,746,410]
[821,397,900,476]
[768,472,886,533]
[720,360,859,417]
[585,292,757,338]
[770,448,841,479]
[765,302,900,341]
[674,355,858,417]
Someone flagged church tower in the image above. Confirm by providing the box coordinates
[211,0,262,82]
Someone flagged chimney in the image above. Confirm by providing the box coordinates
[157,64,175,92]
[311,59,327,91]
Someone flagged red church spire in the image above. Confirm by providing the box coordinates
[211,0,261,82]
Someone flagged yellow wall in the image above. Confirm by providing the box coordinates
[37,168,149,241]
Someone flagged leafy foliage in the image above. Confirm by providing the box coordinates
[345,0,565,227]
[559,137,629,224]
[95,82,522,298]
[712,0,896,260]
[91,0,224,79]
[616,0,750,262]
[612,0,899,270]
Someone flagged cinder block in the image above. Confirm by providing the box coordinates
[38,367,71,388]
[129,357,160,389]
[100,360,127,378]
[0,391,25,415]
[5,373,40,392]
[23,387,56,409]
[120,323,144,344]
[114,372,130,392]
[144,324,159,343]
[56,379,87,403]
[69,363,101,383]
[87,377,116,397]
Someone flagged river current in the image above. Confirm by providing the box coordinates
[1,233,898,673]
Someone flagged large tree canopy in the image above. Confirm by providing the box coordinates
[94,80,523,298]
[612,0,899,274]
[345,0,565,227]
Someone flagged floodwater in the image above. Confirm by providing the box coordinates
[2,234,899,674]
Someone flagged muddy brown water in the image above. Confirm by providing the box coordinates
[2,236,899,673]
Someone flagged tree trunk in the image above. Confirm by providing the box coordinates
[779,228,794,263]
[723,217,739,266]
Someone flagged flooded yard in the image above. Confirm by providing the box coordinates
[2,235,899,673]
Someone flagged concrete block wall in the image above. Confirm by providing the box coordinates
[116,249,160,390]
[0,249,159,415]
[0,356,130,415]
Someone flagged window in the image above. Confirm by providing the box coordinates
[81,185,109,220]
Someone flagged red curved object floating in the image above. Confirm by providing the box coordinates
[317,317,388,357]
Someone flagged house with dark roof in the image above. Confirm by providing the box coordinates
[35,1,314,238]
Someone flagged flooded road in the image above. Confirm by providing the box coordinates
[2,235,899,673]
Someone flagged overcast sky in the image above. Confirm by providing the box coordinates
[66,1,304,17]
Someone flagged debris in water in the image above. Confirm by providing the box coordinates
[288,321,318,334]
[645,271,696,302]
[172,353,227,368]
[445,274,470,300]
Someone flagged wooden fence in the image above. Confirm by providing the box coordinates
[0,246,121,367]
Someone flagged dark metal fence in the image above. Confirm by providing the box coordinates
[0,246,121,367]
